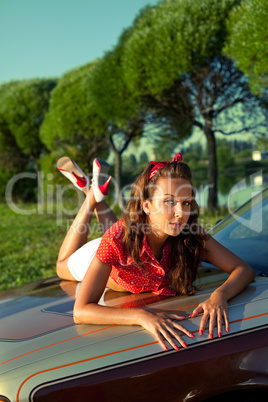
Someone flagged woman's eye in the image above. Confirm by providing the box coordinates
[164,199,175,205]
[183,201,191,206]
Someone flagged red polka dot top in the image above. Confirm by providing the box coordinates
[96,219,176,296]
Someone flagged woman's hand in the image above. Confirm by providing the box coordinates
[138,309,195,351]
[190,291,229,338]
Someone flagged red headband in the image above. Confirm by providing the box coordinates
[148,152,182,180]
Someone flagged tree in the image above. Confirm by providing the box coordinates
[40,63,110,174]
[217,144,235,170]
[224,0,268,99]
[120,0,265,209]
[88,38,146,203]
[0,83,27,170]
[139,151,149,165]
[256,134,268,151]
[0,79,57,165]
[122,0,241,94]
[0,83,28,199]
[145,80,195,154]
[183,56,265,208]
[124,153,137,169]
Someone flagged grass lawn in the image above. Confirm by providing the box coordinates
[0,202,227,291]
[0,203,66,290]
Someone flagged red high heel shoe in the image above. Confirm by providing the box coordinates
[92,158,111,202]
[56,157,89,191]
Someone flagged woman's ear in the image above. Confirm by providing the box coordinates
[142,200,151,215]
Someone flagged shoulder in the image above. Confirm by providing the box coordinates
[96,220,125,266]
[101,219,124,243]
[197,225,208,237]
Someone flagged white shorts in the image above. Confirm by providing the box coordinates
[67,237,102,281]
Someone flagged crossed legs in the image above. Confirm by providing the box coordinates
[56,158,117,281]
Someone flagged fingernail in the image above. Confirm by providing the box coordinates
[188,314,193,318]
[209,333,213,339]
[182,342,188,348]
[190,333,195,338]
[199,329,203,335]
[219,332,222,338]
[174,345,180,351]
[164,346,168,351]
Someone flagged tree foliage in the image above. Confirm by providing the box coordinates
[0,83,26,170]
[184,55,265,207]
[122,0,241,96]
[256,134,268,151]
[88,37,146,201]
[118,0,266,209]
[224,0,268,98]
[0,79,57,162]
[217,145,235,170]
[40,63,110,172]
[88,30,141,127]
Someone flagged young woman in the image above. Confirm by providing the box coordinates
[56,154,254,351]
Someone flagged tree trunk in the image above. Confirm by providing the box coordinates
[204,125,218,210]
[85,136,109,173]
[114,149,125,207]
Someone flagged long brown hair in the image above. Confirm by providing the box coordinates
[122,161,208,295]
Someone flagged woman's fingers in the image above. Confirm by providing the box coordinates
[199,307,211,335]
[142,309,240,351]
[198,306,229,338]
[189,305,203,318]
[159,327,183,350]
[140,311,188,351]
[172,321,195,339]
[159,305,229,349]
[223,308,229,333]
[157,319,195,351]
[167,314,195,340]
[152,323,178,351]
[217,308,225,337]
[208,310,216,338]
[155,332,170,351]
[169,313,187,320]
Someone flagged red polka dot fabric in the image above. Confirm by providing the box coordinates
[96,220,176,296]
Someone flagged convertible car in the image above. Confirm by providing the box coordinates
[1,188,268,402]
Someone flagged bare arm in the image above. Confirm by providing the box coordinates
[73,256,194,351]
[191,236,255,336]
[205,237,254,297]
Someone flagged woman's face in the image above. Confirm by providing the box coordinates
[143,177,193,241]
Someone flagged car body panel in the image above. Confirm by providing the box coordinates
[1,273,268,401]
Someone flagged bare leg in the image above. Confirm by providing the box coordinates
[56,188,117,280]
[94,200,117,234]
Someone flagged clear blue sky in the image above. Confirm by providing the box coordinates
[0,0,160,84]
